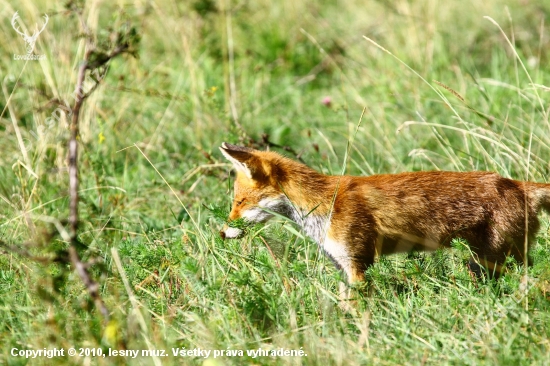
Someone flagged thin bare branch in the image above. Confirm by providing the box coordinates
[67,53,110,320]
[0,240,54,264]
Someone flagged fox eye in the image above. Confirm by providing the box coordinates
[236,198,245,206]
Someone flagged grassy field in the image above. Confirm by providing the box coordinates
[1,0,550,364]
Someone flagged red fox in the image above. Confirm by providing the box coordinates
[219,142,550,283]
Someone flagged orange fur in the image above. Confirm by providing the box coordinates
[220,143,550,282]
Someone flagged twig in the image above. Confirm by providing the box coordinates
[0,240,55,264]
[69,59,87,241]
[65,4,139,321]
[68,53,110,320]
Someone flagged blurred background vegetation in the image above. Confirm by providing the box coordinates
[1,0,550,365]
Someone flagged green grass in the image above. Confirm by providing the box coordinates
[1,0,550,364]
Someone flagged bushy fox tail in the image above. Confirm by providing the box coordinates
[529,182,550,213]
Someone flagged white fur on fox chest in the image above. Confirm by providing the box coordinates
[284,201,353,281]
[320,236,353,280]
[237,195,353,280]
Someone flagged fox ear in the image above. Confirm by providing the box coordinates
[219,142,262,180]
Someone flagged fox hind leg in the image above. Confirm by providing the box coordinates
[467,230,535,279]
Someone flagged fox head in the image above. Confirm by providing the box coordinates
[219,142,290,239]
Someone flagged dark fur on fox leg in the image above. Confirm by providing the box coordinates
[467,251,533,280]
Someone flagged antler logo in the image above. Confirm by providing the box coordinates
[11,11,48,60]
